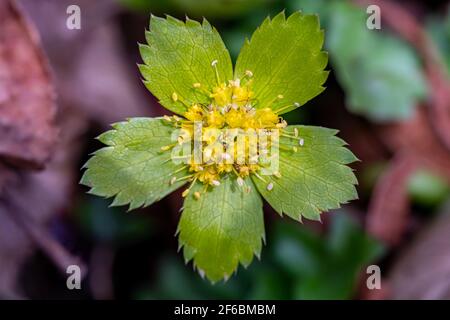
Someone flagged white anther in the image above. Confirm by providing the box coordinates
[221,153,232,161]
[267,182,274,191]
[211,60,218,66]
[299,138,304,146]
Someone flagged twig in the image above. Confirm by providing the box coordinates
[366,152,418,245]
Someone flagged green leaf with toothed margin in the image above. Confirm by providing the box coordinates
[252,125,358,222]
[139,15,233,115]
[80,118,189,210]
[234,11,328,114]
[178,175,265,283]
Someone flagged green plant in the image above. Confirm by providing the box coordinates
[81,12,358,282]
[293,0,427,122]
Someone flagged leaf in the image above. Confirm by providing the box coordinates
[252,125,358,221]
[178,175,264,282]
[327,1,427,121]
[139,15,233,115]
[80,118,189,210]
[234,11,328,114]
[0,0,57,169]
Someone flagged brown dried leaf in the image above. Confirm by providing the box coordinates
[0,0,57,169]
[389,203,450,299]
[0,109,88,298]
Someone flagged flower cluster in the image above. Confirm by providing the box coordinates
[81,12,358,282]
[160,64,306,200]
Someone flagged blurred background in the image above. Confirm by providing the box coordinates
[0,0,449,299]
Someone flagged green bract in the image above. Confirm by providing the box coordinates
[178,176,264,281]
[234,12,328,114]
[252,126,357,222]
[139,16,233,115]
[81,12,358,282]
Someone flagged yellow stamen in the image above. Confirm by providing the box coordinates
[164,76,290,187]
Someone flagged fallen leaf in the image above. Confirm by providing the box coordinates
[0,0,57,169]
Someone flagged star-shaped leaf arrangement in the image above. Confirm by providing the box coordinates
[81,11,358,282]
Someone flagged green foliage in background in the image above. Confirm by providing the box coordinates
[361,163,450,209]
[273,213,383,299]
[139,213,383,299]
[407,170,450,208]
[118,0,270,18]
[76,196,153,245]
[295,0,427,122]
[427,9,450,74]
